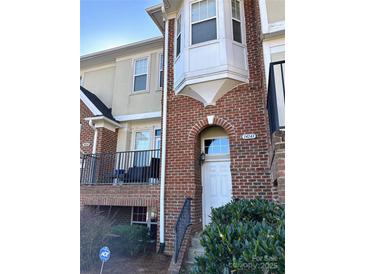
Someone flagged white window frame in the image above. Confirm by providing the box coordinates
[190,0,218,46]
[131,206,157,230]
[153,128,161,148]
[202,136,230,155]
[133,130,152,151]
[158,53,163,89]
[175,13,182,59]
[231,0,244,44]
[258,0,285,34]
[132,56,150,93]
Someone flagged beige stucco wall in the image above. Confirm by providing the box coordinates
[116,118,161,152]
[266,0,285,24]
[82,65,115,108]
[111,51,162,116]
[271,51,285,62]
[81,48,162,117]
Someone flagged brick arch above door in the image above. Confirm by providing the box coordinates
[187,116,236,145]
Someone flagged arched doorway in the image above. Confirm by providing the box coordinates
[200,126,232,226]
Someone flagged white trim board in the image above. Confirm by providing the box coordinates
[262,38,285,83]
[80,89,102,116]
[114,111,161,122]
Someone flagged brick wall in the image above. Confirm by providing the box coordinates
[80,184,160,207]
[96,127,118,153]
[80,100,94,154]
[162,0,272,254]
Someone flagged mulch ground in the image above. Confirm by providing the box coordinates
[84,253,172,274]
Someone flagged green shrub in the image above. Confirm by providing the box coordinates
[80,207,113,272]
[109,224,150,256]
[192,199,285,274]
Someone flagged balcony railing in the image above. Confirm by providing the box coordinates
[80,149,161,185]
[267,60,285,135]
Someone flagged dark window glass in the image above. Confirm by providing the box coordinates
[192,18,217,45]
[159,70,163,87]
[233,20,242,43]
[176,35,181,56]
[134,74,147,91]
[155,129,161,137]
[132,206,147,222]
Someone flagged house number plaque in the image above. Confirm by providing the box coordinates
[241,134,257,140]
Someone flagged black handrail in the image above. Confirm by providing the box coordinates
[80,149,161,185]
[267,60,285,135]
[174,197,192,263]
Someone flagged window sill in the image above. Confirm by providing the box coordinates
[189,39,219,49]
[232,41,246,48]
[130,90,150,96]
[175,53,181,63]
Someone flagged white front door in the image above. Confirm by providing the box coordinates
[202,159,232,226]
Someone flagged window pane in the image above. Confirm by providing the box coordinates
[192,2,199,22]
[135,131,150,150]
[204,138,230,154]
[233,20,242,43]
[159,70,163,87]
[132,206,147,223]
[135,58,147,75]
[176,35,181,56]
[134,74,147,91]
[232,0,240,20]
[208,0,216,17]
[192,18,217,44]
[155,129,161,137]
[159,54,163,70]
[177,15,181,34]
[200,0,207,20]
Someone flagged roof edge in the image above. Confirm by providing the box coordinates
[80,36,163,61]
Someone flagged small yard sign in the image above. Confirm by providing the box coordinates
[241,133,257,140]
[99,246,111,274]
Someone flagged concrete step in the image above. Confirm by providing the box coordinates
[187,246,205,260]
[183,231,205,272]
[191,235,202,247]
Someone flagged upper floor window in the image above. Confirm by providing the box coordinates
[176,15,182,57]
[159,54,163,88]
[232,0,242,43]
[191,0,217,45]
[133,57,148,92]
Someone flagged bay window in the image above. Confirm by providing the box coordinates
[133,57,148,92]
[176,15,182,57]
[191,0,217,45]
[231,0,242,43]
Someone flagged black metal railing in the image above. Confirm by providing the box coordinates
[80,149,161,185]
[267,60,285,135]
[174,198,192,263]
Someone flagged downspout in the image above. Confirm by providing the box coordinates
[159,16,169,253]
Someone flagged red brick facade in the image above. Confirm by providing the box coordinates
[162,0,273,254]
[95,127,118,154]
[80,100,94,154]
[80,184,160,207]
[79,0,285,261]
